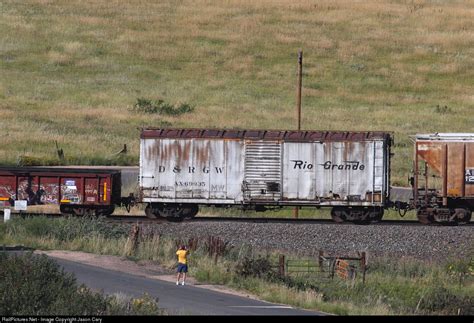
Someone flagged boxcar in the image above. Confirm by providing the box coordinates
[412,133,474,224]
[0,167,121,216]
[140,128,392,222]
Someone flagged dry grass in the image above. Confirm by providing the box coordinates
[1,0,473,184]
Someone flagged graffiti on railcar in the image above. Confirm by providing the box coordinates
[61,180,81,203]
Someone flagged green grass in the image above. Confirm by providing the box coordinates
[1,216,472,315]
[1,0,473,184]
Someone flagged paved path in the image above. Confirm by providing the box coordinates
[51,256,322,316]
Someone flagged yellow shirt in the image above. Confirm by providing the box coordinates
[176,250,188,264]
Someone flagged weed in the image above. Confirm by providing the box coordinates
[434,105,451,114]
[131,98,194,116]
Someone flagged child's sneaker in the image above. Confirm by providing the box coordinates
[176,281,179,285]
[181,282,185,286]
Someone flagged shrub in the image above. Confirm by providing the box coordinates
[0,252,164,315]
[132,98,194,116]
[434,105,451,114]
[0,252,107,315]
[235,255,277,280]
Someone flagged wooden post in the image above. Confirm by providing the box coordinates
[279,254,286,277]
[361,252,366,284]
[296,49,302,131]
[318,250,324,272]
[294,50,303,219]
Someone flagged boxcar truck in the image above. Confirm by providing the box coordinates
[139,128,392,223]
[412,133,473,224]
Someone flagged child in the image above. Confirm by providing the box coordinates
[176,245,189,285]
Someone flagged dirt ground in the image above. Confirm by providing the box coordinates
[35,250,258,299]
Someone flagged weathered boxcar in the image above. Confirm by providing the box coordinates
[412,133,474,224]
[140,128,392,222]
[0,167,121,216]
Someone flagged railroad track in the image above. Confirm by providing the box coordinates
[2,213,472,226]
[104,215,473,226]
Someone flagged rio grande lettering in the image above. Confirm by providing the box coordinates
[321,161,365,171]
[291,160,365,171]
[291,160,314,169]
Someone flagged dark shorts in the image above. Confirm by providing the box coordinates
[177,263,188,273]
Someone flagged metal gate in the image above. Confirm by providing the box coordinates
[243,141,282,201]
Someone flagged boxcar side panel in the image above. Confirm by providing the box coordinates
[318,141,376,203]
[225,140,245,202]
[244,141,282,201]
[209,140,226,199]
[175,139,208,199]
[140,138,245,203]
[282,140,386,205]
[39,176,60,204]
[60,177,82,204]
[447,142,464,197]
[282,142,316,200]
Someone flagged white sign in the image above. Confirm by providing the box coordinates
[4,209,11,222]
[14,200,28,211]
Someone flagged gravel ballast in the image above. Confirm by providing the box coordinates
[143,221,473,262]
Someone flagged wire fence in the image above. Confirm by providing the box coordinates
[276,251,367,284]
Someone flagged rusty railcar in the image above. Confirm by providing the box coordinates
[140,128,392,222]
[0,167,121,216]
[412,133,474,224]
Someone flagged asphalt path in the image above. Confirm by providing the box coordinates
[49,256,322,316]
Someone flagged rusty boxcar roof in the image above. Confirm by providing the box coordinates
[141,128,392,142]
[415,133,474,141]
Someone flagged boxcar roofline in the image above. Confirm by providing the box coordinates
[0,167,121,176]
[141,128,392,142]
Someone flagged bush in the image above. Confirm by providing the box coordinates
[132,98,194,116]
[235,256,277,280]
[0,252,164,315]
[0,252,107,315]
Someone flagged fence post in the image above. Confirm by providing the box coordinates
[318,250,324,272]
[331,259,336,280]
[278,254,285,277]
[128,223,140,256]
[360,252,366,284]
[214,237,220,265]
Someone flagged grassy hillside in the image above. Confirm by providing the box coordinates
[1,0,473,184]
